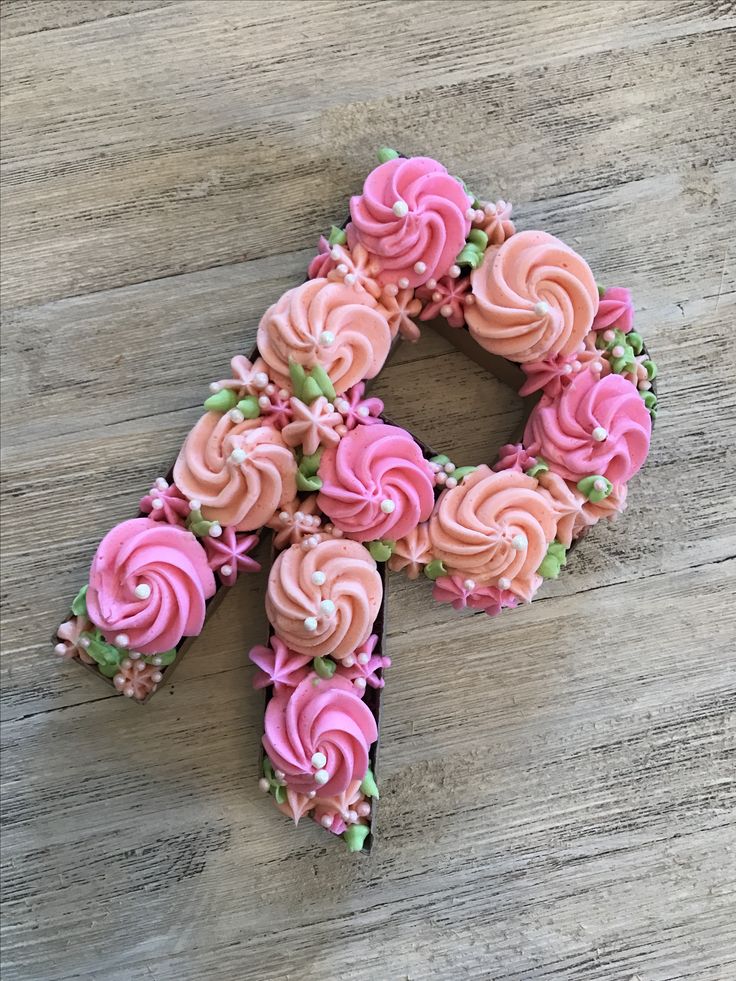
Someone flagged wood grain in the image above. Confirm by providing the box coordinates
[1,2,735,979]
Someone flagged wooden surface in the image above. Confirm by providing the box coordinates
[2,1,735,978]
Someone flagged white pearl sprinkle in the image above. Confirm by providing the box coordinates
[357,652,371,665]
[347,809,359,823]
[398,277,410,289]
[220,564,233,577]
[444,462,456,474]
[209,382,221,393]
[319,331,335,347]
[449,264,461,278]
[342,655,355,667]
[432,290,442,303]
[485,202,497,215]
[591,361,603,373]
[511,533,528,551]
[534,301,550,316]
[464,579,476,591]
[54,643,67,656]
[499,577,512,590]
[308,790,316,798]
[344,273,357,286]
[304,616,318,632]
[258,395,271,409]
[414,261,427,274]
[311,751,327,769]
[189,499,201,512]
[357,405,370,417]
[311,570,326,585]
[80,637,91,649]
[151,498,164,510]
[354,677,367,691]
[330,246,342,260]
[134,584,151,600]
[154,477,169,490]
[321,815,333,828]
[445,477,458,488]
[275,770,285,781]
[465,207,476,220]
[440,304,453,318]
[335,399,350,414]
[129,651,141,660]
[319,599,336,616]
[253,372,269,389]
[258,778,270,792]
[336,263,348,276]
[209,523,223,538]
[115,634,129,648]
[562,363,573,374]
[380,499,395,514]
[229,447,247,465]
[314,768,330,785]
[592,426,608,442]
[152,656,163,667]
[392,199,409,217]
[228,409,245,423]
[426,278,437,289]
[594,479,607,491]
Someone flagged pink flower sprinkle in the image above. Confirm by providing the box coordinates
[139,480,190,525]
[433,575,519,617]
[473,199,515,245]
[307,236,336,279]
[417,274,471,329]
[204,526,260,586]
[335,634,391,692]
[249,636,312,691]
[334,382,384,430]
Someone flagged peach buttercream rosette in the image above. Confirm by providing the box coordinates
[428,466,557,602]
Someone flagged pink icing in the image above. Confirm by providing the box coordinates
[307,236,335,280]
[325,242,382,299]
[334,382,384,431]
[86,517,215,655]
[335,634,391,692]
[312,779,366,833]
[281,395,342,456]
[493,443,537,474]
[277,788,317,826]
[536,470,587,548]
[265,538,382,659]
[592,286,634,333]
[174,414,297,532]
[417,273,471,329]
[524,368,651,483]
[258,385,293,430]
[473,199,515,245]
[267,495,322,550]
[211,354,271,398]
[388,522,432,579]
[428,466,557,601]
[249,636,312,691]
[574,482,628,537]
[317,423,435,542]
[432,575,519,616]
[466,230,599,363]
[380,284,422,340]
[348,155,472,288]
[139,479,190,525]
[113,658,163,699]
[263,673,377,796]
[55,615,95,663]
[256,278,392,394]
[519,346,609,398]
[203,526,260,586]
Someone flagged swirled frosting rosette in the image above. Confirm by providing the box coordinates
[265,538,382,659]
[256,278,391,394]
[428,466,557,601]
[174,413,297,531]
[524,368,651,483]
[263,673,377,796]
[466,230,598,362]
[317,423,435,542]
[86,518,216,654]
[348,155,472,288]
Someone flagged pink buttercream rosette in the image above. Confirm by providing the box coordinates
[86,517,216,655]
[348,155,472,288]
[317,423,435,543]
[263,673,377,797]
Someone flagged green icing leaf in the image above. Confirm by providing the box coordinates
[274,784,287,805]
[643,359,657,380]
[525,457,549,478]
[296,471,322,492]
[538,540,568,579]
[186,508,220,538]
[367,539,395,563]
[343,823,370,853]
[577,475,613,503]
[308,363,336,401]
[627,331,644,355]
[299,448,323,477]
[204,389,238,413]
[70,584,88,617]
[313,656,337,680]
[288,360,307,400]
[360,768,379,799]
[236,395,260,419]
[597,284,607,298]
[377,147,399,163]
[453,465,478,482]
[424,559,447,581]
[142,649,176,667]
[80,631,126,671]
[263,758,274,781]
[467,228,488,250]
[429,454,450,467]
[327,224,347,246]
[455,242,484,269]
[301,376,323,404]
